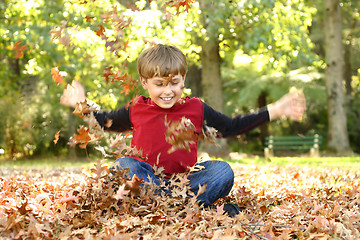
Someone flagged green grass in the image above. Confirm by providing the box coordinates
[0,157,98,169]
[225,156,360,169]
[1,156,360,170]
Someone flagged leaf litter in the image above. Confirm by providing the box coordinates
[1,163,360,239]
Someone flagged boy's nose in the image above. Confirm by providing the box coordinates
[164,84,173,94]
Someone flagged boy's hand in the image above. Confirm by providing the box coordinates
[268,91,306,122]
[60,80,86,108]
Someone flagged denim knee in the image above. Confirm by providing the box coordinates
[198,160,234,185]
[113,157,160,184]
[216,160,234,186]
[188,160,234,205]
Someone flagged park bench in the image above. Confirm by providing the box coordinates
[264,134,322,159]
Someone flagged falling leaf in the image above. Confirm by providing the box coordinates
[59,34,74,50]
[51,67,63,86]
[103,66,113,84]
[104,119,113,128]
[201,124,218,144]
[73,100,93,117]
[143,39,158,47]
[84,16,95,22]
[72,126,92,149]
[126,3,140,11]
[49,21,68,40]
[102,66,137,95]
[94,25,105,36]
[165,0,194,14]
[164,115,198,153]
[90,159,109,179]
[104,37,118,52]
[94,146,112,158]
[122,39,129,51]
[14,40,27,59]
[53,130,61,145]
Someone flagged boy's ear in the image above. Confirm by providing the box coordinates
[140,77,148,90]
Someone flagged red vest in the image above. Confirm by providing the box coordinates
[129,96,204,177]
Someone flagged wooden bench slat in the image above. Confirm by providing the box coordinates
[265,137,323,141]
[268,141,320,146]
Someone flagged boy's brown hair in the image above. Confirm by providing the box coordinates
[137,44,187,79]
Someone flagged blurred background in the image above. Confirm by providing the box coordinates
[0,0,359,161]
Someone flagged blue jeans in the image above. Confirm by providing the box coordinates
[113,156,234,206]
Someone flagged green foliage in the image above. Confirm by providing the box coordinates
[0,0,130,158]
[199,0,318,71]
[223,64,326,113]
[347,71,360,153]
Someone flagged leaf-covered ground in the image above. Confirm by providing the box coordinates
[1,161,360,239]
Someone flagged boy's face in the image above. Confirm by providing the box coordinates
[141,74,185,109]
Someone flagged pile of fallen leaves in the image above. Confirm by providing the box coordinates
[1,162,359,239]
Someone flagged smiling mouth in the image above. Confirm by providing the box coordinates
[161,97,173,101]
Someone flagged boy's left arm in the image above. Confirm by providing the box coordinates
[202,91,305,138]
[267,92,306,122]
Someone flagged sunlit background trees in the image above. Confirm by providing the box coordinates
[1,0,359,159]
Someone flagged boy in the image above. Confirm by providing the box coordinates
[60,44,306,216]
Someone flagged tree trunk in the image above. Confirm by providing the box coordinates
[198,0,227,155]
[200,38,224,112]
[324,0,352,155]
[198,0,223,112]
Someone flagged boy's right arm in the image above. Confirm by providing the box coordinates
[60,81,86,108]
[60,81,132,132]
[94,107,132,132]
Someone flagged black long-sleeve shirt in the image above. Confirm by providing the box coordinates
[94,99,270,138]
